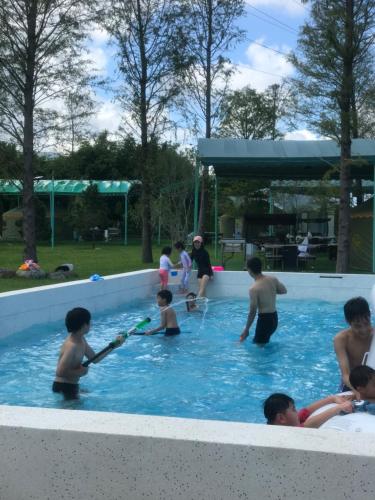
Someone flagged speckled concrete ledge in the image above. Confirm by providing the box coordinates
[1,405,375,500]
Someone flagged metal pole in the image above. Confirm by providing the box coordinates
[214,174,218,258]
[194,158,200,234]
[124,193,128,245]
[50,174,55,248]
[268,189,273,236]
[373,167,375,272]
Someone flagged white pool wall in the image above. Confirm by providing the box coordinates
[1,269,374,339]
[1,269,375,499]
[1,405,375,500]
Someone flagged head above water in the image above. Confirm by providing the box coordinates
[349,365,375,399]
[344,297,370,324]
[263,393,299,426]
[157,289,173,305]
[247,257,262,275]
[65,307,91,334]
[161,246,172,256]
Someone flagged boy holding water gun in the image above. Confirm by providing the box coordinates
[53,307,124,400]
[145,290,180,336]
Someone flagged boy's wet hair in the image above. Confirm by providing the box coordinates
[185,292,197,311]
[157,289,173,304]
[344,297,370,324]
[247,256,262,274]
[65,307,91,333]
[349,365,375,390]
[174,241,185,250]
[263,393,294,424]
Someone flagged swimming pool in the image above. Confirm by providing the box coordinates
[0,297,345,423]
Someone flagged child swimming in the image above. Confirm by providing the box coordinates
[145,290,181,336]
[186,292,198,312]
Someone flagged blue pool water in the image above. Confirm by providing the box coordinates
[0,297,346,423]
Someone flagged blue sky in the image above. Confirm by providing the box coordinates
[86,0,315,142]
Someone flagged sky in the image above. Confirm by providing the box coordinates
[85,0,316,144]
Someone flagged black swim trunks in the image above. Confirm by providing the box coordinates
[253,311,278,344]
[165,327,181,336]
[52,381,79,400]
[197,268,213,279]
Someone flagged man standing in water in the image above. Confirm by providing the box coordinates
[240,257,287,345]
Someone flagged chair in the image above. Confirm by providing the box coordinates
[264,247,284,270]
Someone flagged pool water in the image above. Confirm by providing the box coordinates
[0,298,346,424]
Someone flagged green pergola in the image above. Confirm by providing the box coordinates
[0,179,139,247]
[195,138,375,270]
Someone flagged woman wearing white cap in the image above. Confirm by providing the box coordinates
[190,235,213,297]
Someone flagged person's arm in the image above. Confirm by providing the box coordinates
[305,394,353,415]
[333,332,357,393]
[85,337,125,364]
[275,279,287,295]
[240,288,258,342]
[56,345,88,378]
[145,310,167,335]
[303,399,353,428]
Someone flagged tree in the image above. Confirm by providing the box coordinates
[69,183,109,247]
[218,86,284,140]
[0,0,95,260]
[104,0,189,263]
[180,0,245,234]
[290,0,375,272]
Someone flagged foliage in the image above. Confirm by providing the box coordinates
[217,85,285,140]
[290,1,375,140]
[0,0,96,261]
[68,183,109,244]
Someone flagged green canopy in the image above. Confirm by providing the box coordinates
[0,179,139,247]
[198,138,375,179]
[0,179,137,195]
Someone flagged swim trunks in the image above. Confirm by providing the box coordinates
[197,268,212,279]
[52,381,79,400]
[165,327,181,336]
[253,311,278,344]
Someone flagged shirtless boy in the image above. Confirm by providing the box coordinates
[145,290,180,336]
[53,307,124,399]
[240,257,287,344]
[334,297,374,395]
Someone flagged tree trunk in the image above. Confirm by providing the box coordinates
[336,0,354,274]
[22,1,37,262]
[137,0,153,263]
[351,84,363,204]
[198,0,213,236]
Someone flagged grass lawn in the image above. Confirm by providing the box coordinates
[0,240,336,293]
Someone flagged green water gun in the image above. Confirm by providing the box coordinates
[83,317,151,367]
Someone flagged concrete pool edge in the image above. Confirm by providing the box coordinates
[1,404,375,499]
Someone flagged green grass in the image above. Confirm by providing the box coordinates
[0,240,336,293]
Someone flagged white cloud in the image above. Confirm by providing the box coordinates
[245,0,306,16]
[84,46,109,76]
[91,100,122,133]
[229,39,294,91]
[90,26,110,45]
[284,129,319,140]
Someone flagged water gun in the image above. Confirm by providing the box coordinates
[82,317,151,367]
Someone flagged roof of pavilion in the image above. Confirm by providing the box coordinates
[0,179,139,195]
[197,139,375,180]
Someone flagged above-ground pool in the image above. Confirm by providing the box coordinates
[0,297,346,423]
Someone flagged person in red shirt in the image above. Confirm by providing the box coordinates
[263,393,353,428]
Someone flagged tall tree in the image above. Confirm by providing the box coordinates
[181,0,245,234]
[290,0,375,272]
[104,0,189,262]
[0,0,94,260]
[218,85,286,140]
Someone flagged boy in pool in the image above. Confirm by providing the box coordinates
[186,292,198,312]
[264,393,353,428]
[334,297,374,396]
[145,290,181,336]
[349,365,375,403]
[52,307,124,400]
